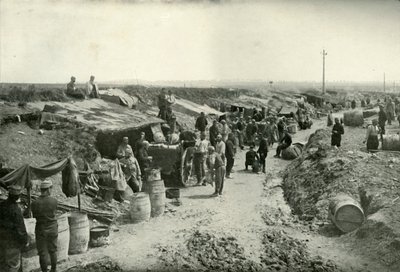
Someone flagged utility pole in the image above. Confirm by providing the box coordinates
[383,72,386,93]
[322,49,327,94]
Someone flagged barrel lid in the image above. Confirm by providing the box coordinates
[334,204,365,233]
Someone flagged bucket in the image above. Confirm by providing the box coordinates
[129,192,151,223]
[68,212,90,254]
[166,188,180,199]
[329,194,365,233]
[145,168,161,182]
[98,186,115,202]
[145,179,166,217]
[90,226,110,247]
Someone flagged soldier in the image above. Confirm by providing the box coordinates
[32,180,58,272]
[0,185,28,272]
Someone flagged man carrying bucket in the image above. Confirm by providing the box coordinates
[32,180,58,272]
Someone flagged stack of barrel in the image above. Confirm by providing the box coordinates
[129,168,166,223]
[144,168,166,218]
[23,212,90,263]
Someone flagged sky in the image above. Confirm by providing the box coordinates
[0,0,399,84]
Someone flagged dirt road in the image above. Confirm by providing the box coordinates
[26,118,394,272]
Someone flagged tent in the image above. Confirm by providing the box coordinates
[0,157,80,216]
[29,99,165,158]
[173,97,224,117]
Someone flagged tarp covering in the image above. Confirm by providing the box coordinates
[99,88,139,108]
[174,97,224,117]
[0,158,76,192]
[30,99,163,131]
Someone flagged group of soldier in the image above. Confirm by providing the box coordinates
[188,109,297,196]
[66,75,101,99]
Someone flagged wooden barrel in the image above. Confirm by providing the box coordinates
[281,144,302,160]
[362,109,378,118]
[145,179,166,217]
[382,135,400,151]
[53,214,70,261]
[23,214,70,262]
[68,212,90,254]
[129,192,151,223]
[329,194,365,233]
[343,111,364,127]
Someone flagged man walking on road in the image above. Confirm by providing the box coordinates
[378,105,387,142]
[32,180,58,272]
[194,132,209,186]
[206,146,226,196]
[331,118,344,147]
[0,185,28,272]
[225,133,235,179]
[258,135,269,173]
[215,134,226,163]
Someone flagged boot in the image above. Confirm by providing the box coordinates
[50,252,57,272]
[39,256,48,272]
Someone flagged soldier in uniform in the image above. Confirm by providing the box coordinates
[32,180,58,272]
[0,185,28,272]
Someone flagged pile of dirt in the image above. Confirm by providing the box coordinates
[65,258,124,272]
[0,120,99,170]
[186,230,261,271]
[282,127,400,269]
[158,230,262,272]
[282,128,400,221]
[261,230,340,272]
[158,229,340,272]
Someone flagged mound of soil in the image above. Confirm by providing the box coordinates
[186,230,261,271]
[283,128,400,221]
[158,230,261,272]
[158,229,340,272]
[261,230,340,272]
[65,259,124,272]
[283,127,400,269]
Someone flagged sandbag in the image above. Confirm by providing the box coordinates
[281,144,302,160]
[62,158,80,197]
[343,111,364,127]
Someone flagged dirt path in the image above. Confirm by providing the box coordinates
[25,117,394,272]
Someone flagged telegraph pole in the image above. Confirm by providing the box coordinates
[383,72,386,93]
[322,49,327,94]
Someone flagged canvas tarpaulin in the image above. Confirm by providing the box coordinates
[0,158,79,196]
